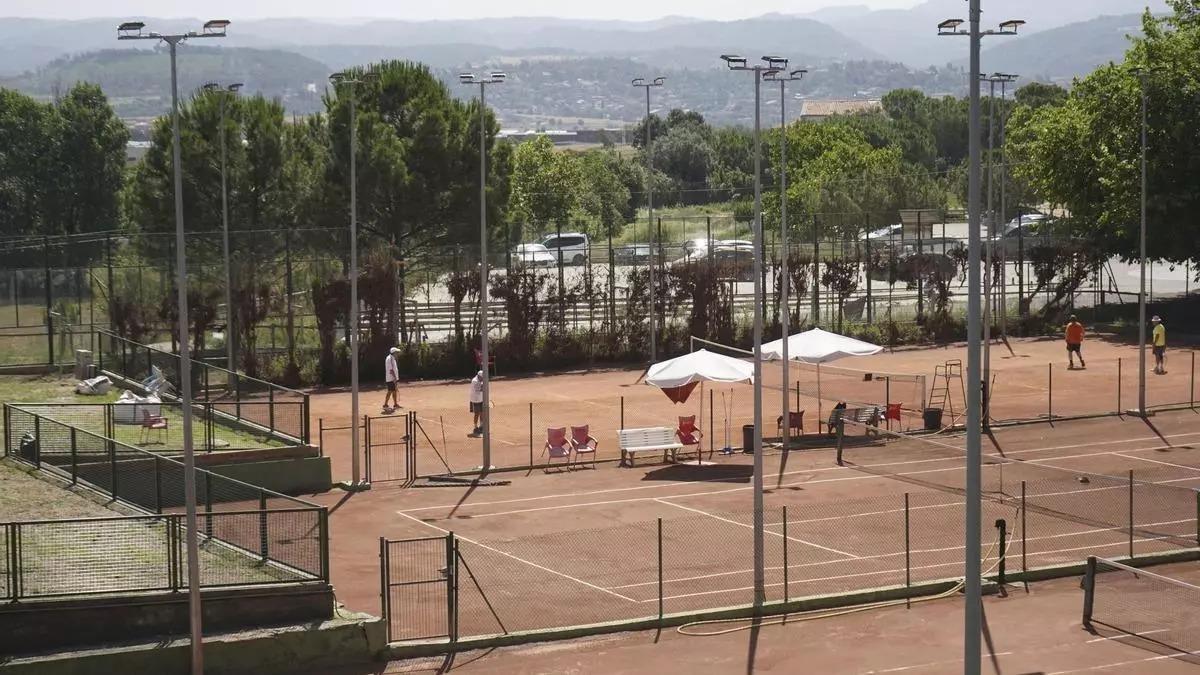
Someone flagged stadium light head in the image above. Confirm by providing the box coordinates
[998,19,1025,35]
[721,54,747,69]
[490,72,507,81]
[762,55,788,70]
[203,19,231,36]
[937,18,965,35]
[117,21,146,38]
[228,82,244,92]
[202,82,219,91]
[459,73,476,83]
[631,77,645,86]
[652,77,665,86]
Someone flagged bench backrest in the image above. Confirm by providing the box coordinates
[827,407,880,424]
[618,427,677,448]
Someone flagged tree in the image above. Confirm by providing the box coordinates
[1007,2,1200,264]
[577,149,632,235]
[45,83,129,238]
[509,135,581,239]
[0,89,56,237]
[648,124,715,205]
[1014,82,1069,111]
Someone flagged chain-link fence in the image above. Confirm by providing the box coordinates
[2,403,328,600]
[97,330,310,445]
[381,465,1199,645]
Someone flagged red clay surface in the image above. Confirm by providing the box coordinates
[301,337,1200,672]
[310,336,1199,480]
[313,563,1200,674]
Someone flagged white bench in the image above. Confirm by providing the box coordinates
[618,427,684,467]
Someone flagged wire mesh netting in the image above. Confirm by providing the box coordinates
[1,404,327,600]
[1083,557,1200,662]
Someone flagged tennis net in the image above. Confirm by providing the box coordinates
[835,419,1200,550]
[690,336,927,414]
[1083,557,1200,660]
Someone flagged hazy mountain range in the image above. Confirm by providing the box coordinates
[0,1,1166,123]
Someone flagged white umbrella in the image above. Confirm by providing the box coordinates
[645,349,753,464]
[761,328,883,423]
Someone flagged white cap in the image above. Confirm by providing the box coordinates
[390,346,401,354]
[1152,315,1162,323]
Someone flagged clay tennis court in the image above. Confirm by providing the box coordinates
[311,335,1199,480]
[309,405,1200,643]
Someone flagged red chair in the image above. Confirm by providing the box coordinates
[544,427,571,472]
[675,416,703,461]
[776,411,805,439]
[475,348,497,376]
[570,425,598,470]
[139,409,168,445]
[884,403,903,430]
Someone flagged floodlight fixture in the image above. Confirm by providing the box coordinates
[721,54,748,69]
[117,21,146,38]
[937,19,965,35]
[228,82,243,92]
[762,55,788,70]
[998,19,1025,34]
[203,19,231,36]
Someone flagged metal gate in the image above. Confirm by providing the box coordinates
[380,535,454,642]
[365,412,416,483]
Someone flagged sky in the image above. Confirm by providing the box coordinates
[1,0,922,22]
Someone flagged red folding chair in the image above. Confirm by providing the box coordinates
[139,409,168,445]
[544,427,571,472]
[676,415,703,461]
[884,403,903,430]
[569,425,598,470]
[776,411,805,439]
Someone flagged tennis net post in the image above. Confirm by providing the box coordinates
[1082,555,1097,629]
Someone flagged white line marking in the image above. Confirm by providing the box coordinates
[394,511,638,603]
[1046,648,1200,674]
[652,498,861,559]
[862,654,1015,674]
[399,429,1200,515]
[1086,629,1169,643]
[1113,452,1200,473]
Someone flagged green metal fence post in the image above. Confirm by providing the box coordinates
[782,505,789,605]
[109,429,117,499]
[204,472,214,537]
[904,493,911,608]
[528,402,534,467]
[1048,362,1053,421]
[154,456,163,513]
[44,236,54,367]
[1191,351,1195,408]
[379,537,389,641]
[1082,556,1097,628]
[269,387,276,435]
[1118,358,1122,414]
[69,427,78,484]
[319,509,330,582]
[657,517,664,624]
[446,532,457,644]
[620,396,625,429]
[452,537,460,643]
[2,405,9,457]
[33,416,41,468]
[12,523,22,600]
[259,490,269,562]
[994,519,1007,586]
[1128,470,1135,559]
[168,515,179,592]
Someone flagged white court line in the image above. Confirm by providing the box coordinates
[1113,452,1200,473]
[399,429,1200,515]
[1086,629,1169,643]
[862,654,1015,674]
[433,441,1200,521]
[400,427,1200,511]
[393,511,638,603]
[608,517,1190,592]
[648,537,1167,604]
[652,498,860,559]
[1046,649,1200,674]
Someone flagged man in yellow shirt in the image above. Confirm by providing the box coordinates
[1065,315,1086,369]
[1151,315,1167,375]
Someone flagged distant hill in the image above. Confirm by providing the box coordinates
[829,0,1169,67]
[968,14,1148,84]
[1,47,329,116]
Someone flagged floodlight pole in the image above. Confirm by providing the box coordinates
[118,19,230,675]
[939,14,1022,673]
[721,54,786,610]
[632,77,664,362]
[207,83,241,375]
[997,74,1017,343]
[767,69,806,454]
[982,76,996,427]
[460,72,505,471]
[1138,70,1149,415]
[330,71,366,486]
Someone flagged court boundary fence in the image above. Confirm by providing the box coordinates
[380,483,1200,646]
[96,330,310,445]
[2,403,329,601]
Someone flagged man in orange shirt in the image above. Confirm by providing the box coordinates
[1065,315,1086,369]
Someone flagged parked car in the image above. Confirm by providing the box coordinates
[991,217,1068,258]
[512,243,556,269]
[541,232,590,265]
[860,223,903,251]
[615,243,664,266]
[711,246,755,281]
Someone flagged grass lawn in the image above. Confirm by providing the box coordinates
[0,374,285,452]
[1,461,293,597]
